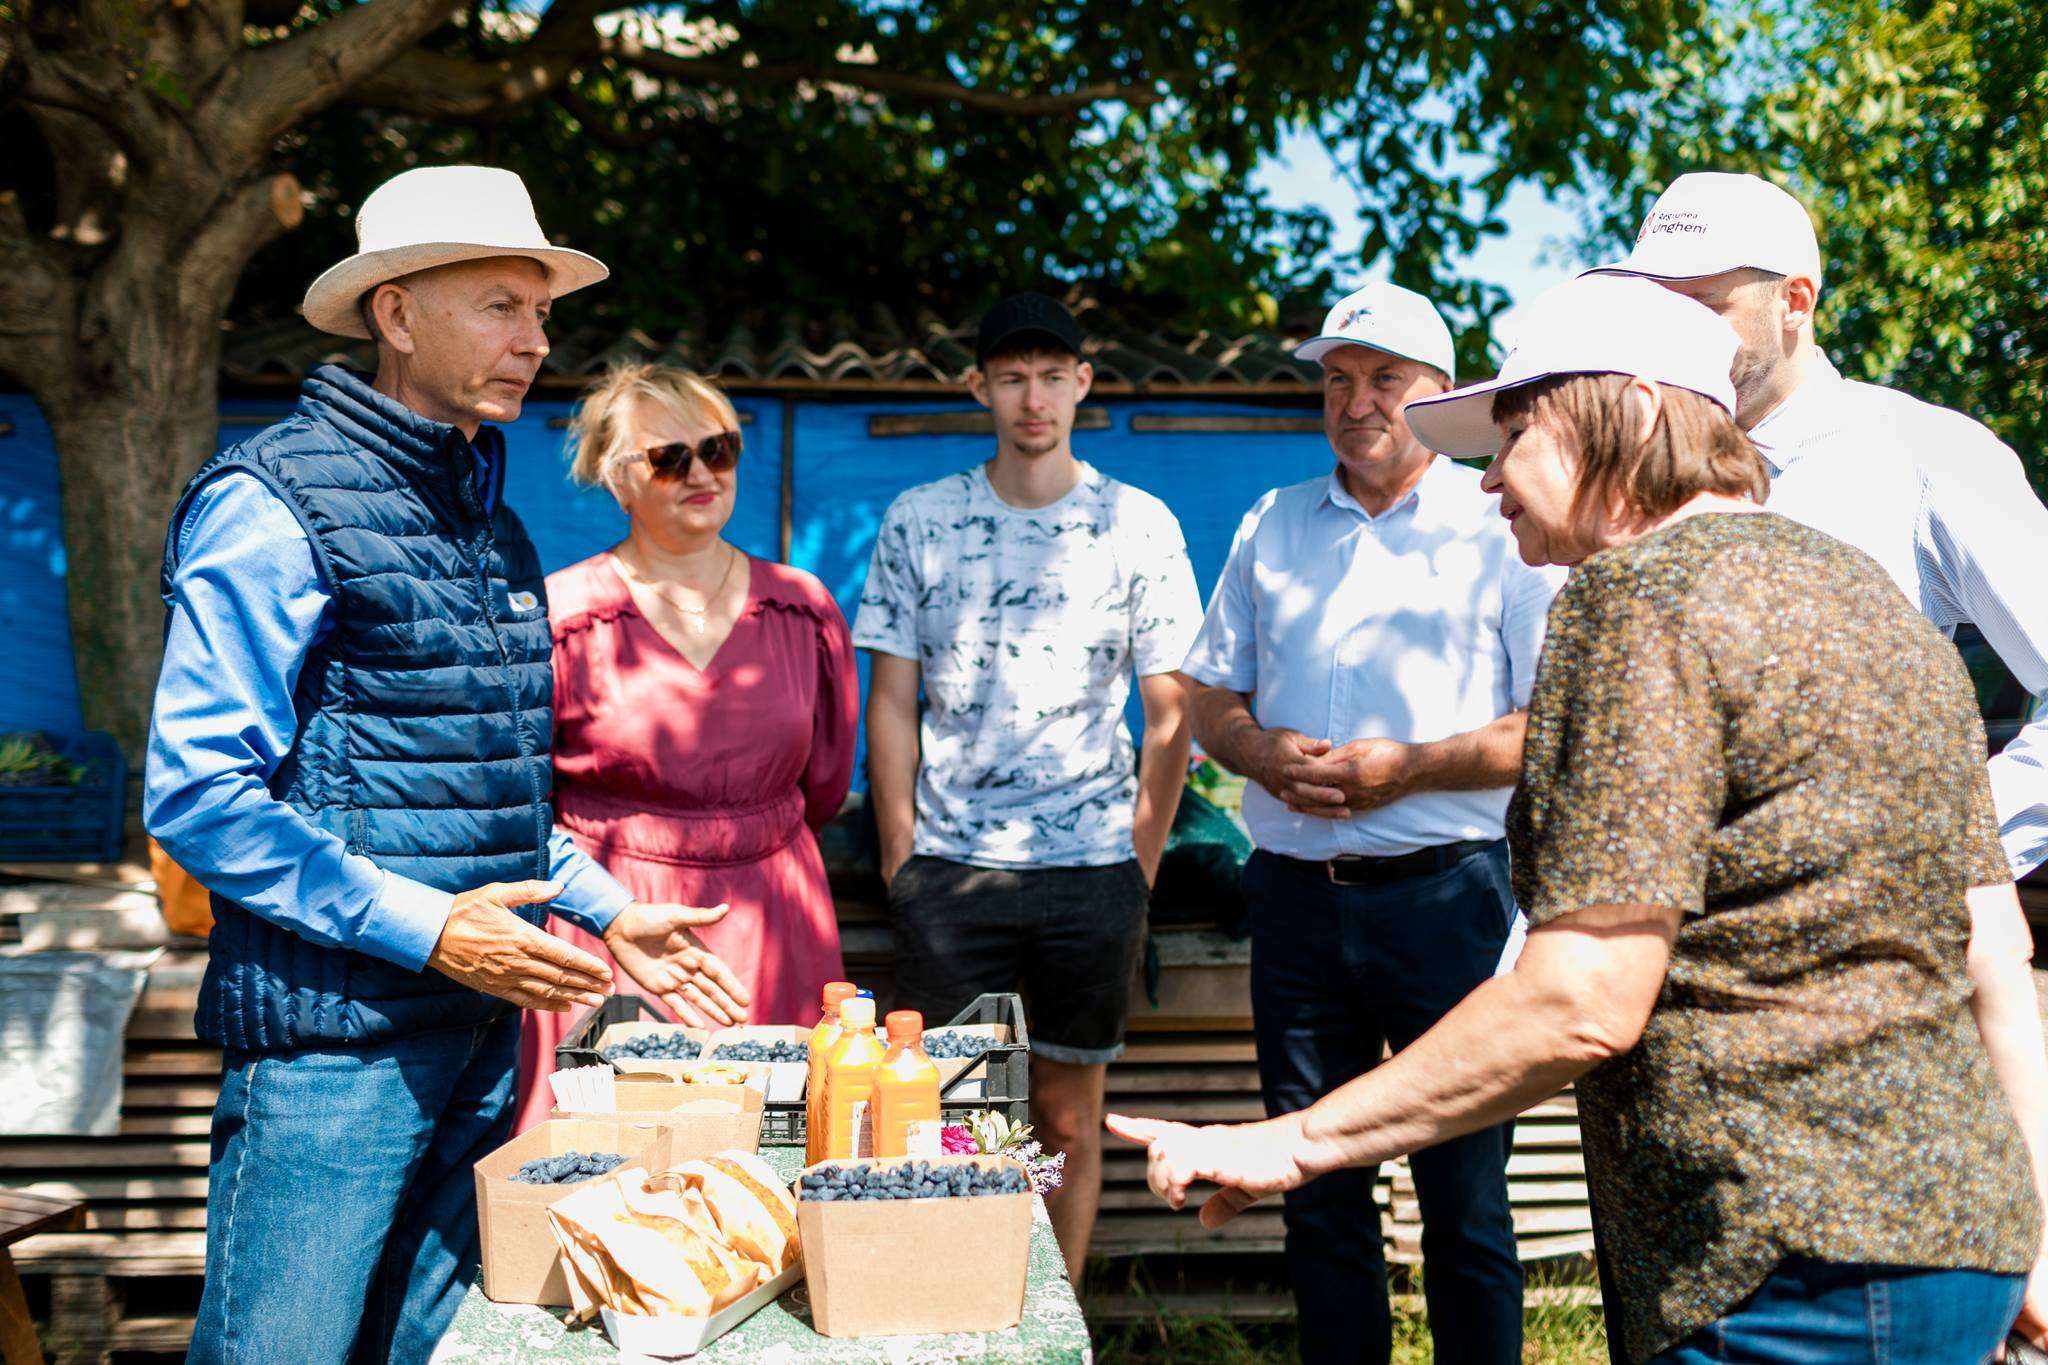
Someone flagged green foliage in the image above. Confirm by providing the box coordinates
[233,0,1715,354]
[0,733,84,788]
[1616,0,2048,489]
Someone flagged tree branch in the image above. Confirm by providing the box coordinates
[229,0,468,154]
[346,40,588,120]
[351,23,1162,124]
[179,172,303,312]
[604,43,1162,118]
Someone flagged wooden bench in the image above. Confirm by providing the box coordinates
[2,1191,84,1365]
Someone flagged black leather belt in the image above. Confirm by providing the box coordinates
[1272,838,1498,887]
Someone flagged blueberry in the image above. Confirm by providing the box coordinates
[601,1032,701,1062]
[925,1033,998,1060]
[711,1040,808,1063]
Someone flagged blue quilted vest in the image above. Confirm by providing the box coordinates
[163,365,555,1052]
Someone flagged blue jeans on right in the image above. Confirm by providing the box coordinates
[1246,844,1524,1365]
[1647,1257,2024,1364]
[188,1014,519,1364]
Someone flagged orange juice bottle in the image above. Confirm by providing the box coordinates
[804,981,859,1163]
[818,997,886,1159]
[874,1010,943,1158]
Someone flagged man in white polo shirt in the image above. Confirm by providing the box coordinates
[1587,171,2048,878]
[1181,281,1563,1364]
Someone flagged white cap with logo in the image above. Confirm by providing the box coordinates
[1401,274,1741,459]
[1293,281,1457,383]
[1581,171,1822,289]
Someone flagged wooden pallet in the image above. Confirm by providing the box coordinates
[3,940,213,1363]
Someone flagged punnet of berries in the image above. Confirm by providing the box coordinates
[710,1039,809,1063]
[600,1032,701,1062]
[797,1160,1029,1202]
[510,1151,628,1185]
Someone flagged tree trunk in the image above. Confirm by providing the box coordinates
[47,328,225,758]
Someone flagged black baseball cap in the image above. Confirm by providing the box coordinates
[975,292,1084,365]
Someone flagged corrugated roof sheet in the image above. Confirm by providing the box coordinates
[219,301,1321,394]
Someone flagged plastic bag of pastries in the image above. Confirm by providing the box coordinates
[545,1168,762,1319]
[648,1149,800,1275]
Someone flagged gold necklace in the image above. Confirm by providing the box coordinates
[620,544,739,635]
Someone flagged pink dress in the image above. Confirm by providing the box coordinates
[511,552,858,1132]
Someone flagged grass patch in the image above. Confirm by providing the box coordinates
[1088,1260,1608,1363]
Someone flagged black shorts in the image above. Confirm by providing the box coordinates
[887,856,1150,1065]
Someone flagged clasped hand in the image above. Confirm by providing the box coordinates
[426,880,749,1026]
[1260,730,1414,819]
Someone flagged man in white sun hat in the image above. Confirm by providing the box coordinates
[145,165,749,1361]
[1176,280,1561,1363]
[1586,169,2048,881]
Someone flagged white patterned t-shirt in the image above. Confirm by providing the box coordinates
[853,462,1202,867]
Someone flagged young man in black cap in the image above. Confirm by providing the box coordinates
[854,293,1201,1281]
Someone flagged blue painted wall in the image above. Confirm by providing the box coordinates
[4,394,1332,768]
[0,395,82,734]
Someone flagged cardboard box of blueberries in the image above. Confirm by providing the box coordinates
[474,1118,668,1305]
[795,1153,1032,1337]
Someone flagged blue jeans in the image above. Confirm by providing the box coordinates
[1647,1258,2025,1364]
[1245,844,1524,1365]
[188,1014,519,1364]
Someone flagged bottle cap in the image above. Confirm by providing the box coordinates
[855,988,874,998]
[839,997,876,1030]
[821,981,857,1010]
[884,1009,923,1041]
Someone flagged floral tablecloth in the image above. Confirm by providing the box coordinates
[431,1146,1092,1364]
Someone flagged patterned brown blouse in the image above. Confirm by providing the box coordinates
[1509,512,2037,1362]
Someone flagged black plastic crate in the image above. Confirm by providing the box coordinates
[556,992,1031,1147]
[0,731,126,863]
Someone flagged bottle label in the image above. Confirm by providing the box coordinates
[851,1101,873,1157]
[904,1119,941,1158]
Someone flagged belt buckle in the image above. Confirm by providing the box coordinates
[1326,856,1370,886]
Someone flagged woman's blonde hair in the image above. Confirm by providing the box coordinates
[1490,373,1768,527]
[566,362,740,495]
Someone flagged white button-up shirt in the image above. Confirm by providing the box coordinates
[1751,353,2048,876]
[1183,457,1564,859]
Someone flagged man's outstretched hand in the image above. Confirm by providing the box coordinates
[1104,1112,1321,1229]
[427,880,614,1011]
[604,901,751,1028]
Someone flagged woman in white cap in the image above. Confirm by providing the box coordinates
[1109,275,2048,1362]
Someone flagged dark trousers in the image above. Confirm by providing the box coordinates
[1245,844,1524,1365]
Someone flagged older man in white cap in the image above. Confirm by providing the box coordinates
[1587,170,2048,880]
[1176,281,1562,1364]
[144,166,750,1361]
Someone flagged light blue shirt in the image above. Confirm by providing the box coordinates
[144,457,635,974]
[1182,457,1564,859]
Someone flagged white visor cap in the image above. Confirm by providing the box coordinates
[1582,171,1822,290]
[1293,280,1456,383]
[1402,275,1741,459]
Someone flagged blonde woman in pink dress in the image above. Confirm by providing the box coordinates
[513,364,858,1130]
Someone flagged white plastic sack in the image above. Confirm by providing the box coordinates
[0,948,158,1135]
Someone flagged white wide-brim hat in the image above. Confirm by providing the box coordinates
[1293,280,1457,382]
[1402,275,1740,459]
[302,165,609,339]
